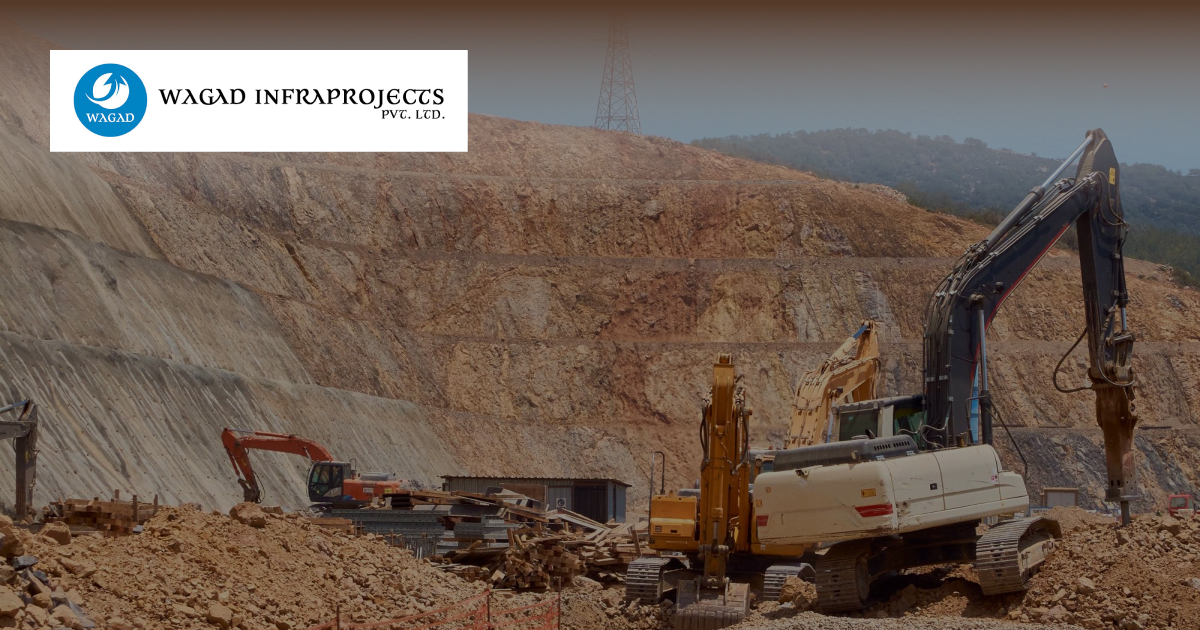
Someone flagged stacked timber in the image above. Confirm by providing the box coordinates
[436,518,518,556]
[435,519,653,588]
[570,521,645,582]
[486,529,586,589]
[44,492,160,535]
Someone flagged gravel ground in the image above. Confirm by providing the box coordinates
[732,609,1083,630]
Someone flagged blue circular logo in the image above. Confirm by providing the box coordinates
[73,64,147,137]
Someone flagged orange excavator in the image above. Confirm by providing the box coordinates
[220,427,403,507]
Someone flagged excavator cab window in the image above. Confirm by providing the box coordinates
[308,463,346,500]
[892,403,929,450]
[839,410,880,441]
[1170,496,1190,509]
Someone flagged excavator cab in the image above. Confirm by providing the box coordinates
[306,461,403,507]
[830,395,929,448]
[307,462,350,502]
[1168,494,1197,519]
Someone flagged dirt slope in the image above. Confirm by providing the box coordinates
[2,16,1200,513]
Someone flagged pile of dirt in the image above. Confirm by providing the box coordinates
[855,508,1198,629]
[733,610,1080,630]
[557,580,670,630]
[9,504,481,630]
[3,505,668,630]
[1009,509,1200,629]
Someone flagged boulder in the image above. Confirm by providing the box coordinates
[25,604,48,626]
[207,604,233,629]
[51,604,79,627]
[1045,605,1072,623]
[229,504,267,529]
[1077,577,1097,594]
[60,558,96,578]
[0,589,22,617]
[9,557,36,571]
[0,529,23,559]
[38,522,71,546]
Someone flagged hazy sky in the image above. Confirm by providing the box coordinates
[6,1,1198,170]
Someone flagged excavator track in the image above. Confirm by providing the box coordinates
[762,563,814,602]
[625,557,676,603]
[975,516,1062,596]
[813,541,872,613]
[675,579,749,630]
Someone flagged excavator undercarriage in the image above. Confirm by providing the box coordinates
[813,517,1060,612]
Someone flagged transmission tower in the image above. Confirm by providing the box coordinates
[594,16,640,134]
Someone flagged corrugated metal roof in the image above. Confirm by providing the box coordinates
[441,474,631,487]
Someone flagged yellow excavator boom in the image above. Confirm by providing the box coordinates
[786,321,881,448]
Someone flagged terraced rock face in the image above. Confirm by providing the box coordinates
[2,17,1199,512]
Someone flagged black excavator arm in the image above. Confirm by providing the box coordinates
[0,400,39,521]
[921,129,1137,518]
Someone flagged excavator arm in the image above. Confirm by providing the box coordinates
[922,129,1137,519]
[220,427,335,503]
[786,321,881,448]
[0,400,38,521]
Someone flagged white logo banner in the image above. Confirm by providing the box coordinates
[50,50,468,152]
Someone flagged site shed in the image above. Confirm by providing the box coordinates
[441,475,629,523]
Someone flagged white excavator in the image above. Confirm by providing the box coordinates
[632,129,1138,625]
[754,129,1137,612]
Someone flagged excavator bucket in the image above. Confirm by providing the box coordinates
[673,579,750,630]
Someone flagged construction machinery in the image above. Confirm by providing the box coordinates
[1167,494,1196,520]
[220,427,402,507]
[628,322,881,628]
[626,356,800,628]
[754,129,1135,611]
[788,321,881,448]
[0,400,38,521]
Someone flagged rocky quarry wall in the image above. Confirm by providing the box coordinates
[2,17,1200,514]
